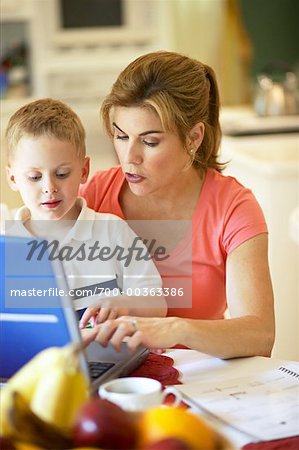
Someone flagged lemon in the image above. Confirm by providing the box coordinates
[15,443,44,450]
[138,406,216,450]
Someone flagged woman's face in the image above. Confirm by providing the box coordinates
[112,106,191,197]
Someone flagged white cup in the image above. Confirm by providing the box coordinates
[98,377,182,412]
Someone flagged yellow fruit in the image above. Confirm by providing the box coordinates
[0,386,15,436]
[15,443,44,450]
[30,363,89,430]
[138,406,216,450]
[6,347,68,403]
[1,344,89,437]
[2,391,72,449]
[0,345,80,436]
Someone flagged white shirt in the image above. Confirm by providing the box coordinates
[6,198,162,310]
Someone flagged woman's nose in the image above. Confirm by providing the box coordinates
[126,149,143,164]
[126,142,143,165]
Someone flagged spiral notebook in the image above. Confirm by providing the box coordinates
[176,363,299,441]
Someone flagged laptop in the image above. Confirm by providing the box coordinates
[0,235,149,392]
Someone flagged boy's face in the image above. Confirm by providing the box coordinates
[7,135,89,222]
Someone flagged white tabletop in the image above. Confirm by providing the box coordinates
[165,349,299,449]
[165,349,285,384]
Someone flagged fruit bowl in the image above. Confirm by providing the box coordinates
[0,343,234,450]
[1,398,234,450]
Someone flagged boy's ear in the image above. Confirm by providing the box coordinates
[6,166,19,192]
[80,157,90,184]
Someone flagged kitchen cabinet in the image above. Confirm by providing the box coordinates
[1,0,171,209]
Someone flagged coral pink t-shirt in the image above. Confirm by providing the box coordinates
[80,166,267,320]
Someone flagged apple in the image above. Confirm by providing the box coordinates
[0,436,16,450]
[72,397,137,449]
[144,437,192,450]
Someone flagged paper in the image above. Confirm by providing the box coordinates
[176,364,299,441]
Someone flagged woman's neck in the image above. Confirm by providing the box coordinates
[121,168,206,221]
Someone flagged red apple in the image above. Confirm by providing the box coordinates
[144,437,192,450]
[0,436,16,450]
[72,397,137,449]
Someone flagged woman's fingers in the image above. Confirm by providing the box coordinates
[108,308,119,320]
[91,317,140,352]
[126,331,144,352]
[86,316,174,354]
[79,306,99,328]
[110,320,138,351]
[81,319,142,353]
[93,320,120,347]
[81,327,99,344]
[79,297,118,327]
[151,348,166,355]
[95,307,120,324]
[96,307,111,324]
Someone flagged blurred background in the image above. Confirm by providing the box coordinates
[1,0,298,360]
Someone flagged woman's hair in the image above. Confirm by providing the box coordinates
[101,51,223,172]
[5,98,86,164]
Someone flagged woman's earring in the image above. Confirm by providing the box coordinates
[183,148,195,171]
[187,148,196,168]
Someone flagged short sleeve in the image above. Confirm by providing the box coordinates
[222,188,268,255]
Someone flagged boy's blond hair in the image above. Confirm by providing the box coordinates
[5,98,86,164]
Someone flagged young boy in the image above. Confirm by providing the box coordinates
[4,98,167,325]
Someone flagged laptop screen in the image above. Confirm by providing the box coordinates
[0,235,79,380]
[0,235,149,387]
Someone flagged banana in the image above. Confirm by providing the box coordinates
[1,343,89,436]
[1,348,64,436]
[30,346,89,430]
[1,386,17,436]
[5,346,70,402]
[2,390,71,449]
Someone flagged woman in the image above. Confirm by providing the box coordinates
[80,51,274,359]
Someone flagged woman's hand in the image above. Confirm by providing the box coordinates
[79,293,167,330]
[85,316,180,352]
[79,303,129,329]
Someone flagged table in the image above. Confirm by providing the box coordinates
[131,349,299,450]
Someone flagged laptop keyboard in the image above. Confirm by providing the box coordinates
[88,361,115,380]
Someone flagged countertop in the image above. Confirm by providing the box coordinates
[220,107,299,177]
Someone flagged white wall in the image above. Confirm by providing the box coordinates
[221,122,299,361]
